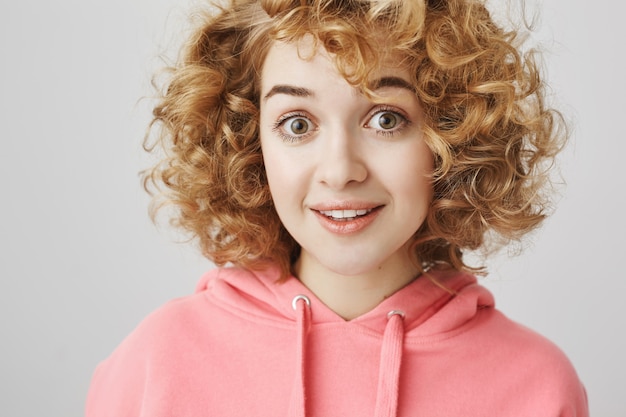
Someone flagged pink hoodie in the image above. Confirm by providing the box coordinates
[86,266,588,416]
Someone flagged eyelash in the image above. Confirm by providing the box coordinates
[271,106,411,143]
[366,106,411,137]
[272,112,315,143]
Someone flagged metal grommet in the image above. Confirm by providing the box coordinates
[292,295,311,310]
[387,310,405,319]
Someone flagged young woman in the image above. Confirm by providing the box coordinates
[86,0,588,415]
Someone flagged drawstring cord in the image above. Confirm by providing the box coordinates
[289,296,405,417]
[289,295,311,417]
[374,310,405,417]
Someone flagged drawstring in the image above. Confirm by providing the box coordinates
[374,310,405,417]
[289,295,311,417]
[288,297,405,417]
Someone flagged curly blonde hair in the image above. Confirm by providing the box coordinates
[144,0,565,279]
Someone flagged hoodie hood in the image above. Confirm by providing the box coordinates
[195,265,495,417]
[195,265,494,338]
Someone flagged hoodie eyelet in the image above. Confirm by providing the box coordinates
[387,310,405,319]
[292,295,311,310]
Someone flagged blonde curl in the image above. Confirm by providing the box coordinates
[144,0,566,279]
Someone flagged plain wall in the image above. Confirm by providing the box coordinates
[0,0,623,415]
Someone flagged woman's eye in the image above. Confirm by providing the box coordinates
[286,117,311,135]
[274,115,314,140]
[368,111,402,131]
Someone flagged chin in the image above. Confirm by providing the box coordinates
[317,255,386,277]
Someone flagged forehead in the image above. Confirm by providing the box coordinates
[260,37,413,95]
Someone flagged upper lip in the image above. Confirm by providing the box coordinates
[309,201,383,211]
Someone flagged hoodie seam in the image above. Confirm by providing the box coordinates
[199,281,494,346]
[402,307,494,345]
[198,266,494,345]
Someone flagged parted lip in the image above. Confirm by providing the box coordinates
[308,201,384,212]
[318,208,372,218]
[310,202,384,234]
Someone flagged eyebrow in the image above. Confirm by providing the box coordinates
[262,76,415,101]
[263,85,313,101]
[368,76,416,93]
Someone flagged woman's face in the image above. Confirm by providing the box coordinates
[259,38,434,278]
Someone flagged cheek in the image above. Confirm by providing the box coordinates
[379,143,434,193]
[261,141,303,208]
[260,131,280,186]
[397,155,434,220]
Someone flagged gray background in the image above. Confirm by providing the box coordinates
[1,0,623,415]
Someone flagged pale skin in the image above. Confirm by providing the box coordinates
[260,39,434,320]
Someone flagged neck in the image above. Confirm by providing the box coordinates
[293,250,420,320]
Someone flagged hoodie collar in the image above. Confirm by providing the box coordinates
[197,264,494,337]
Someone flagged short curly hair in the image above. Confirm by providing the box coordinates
[144,0,566,279]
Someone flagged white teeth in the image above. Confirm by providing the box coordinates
[337,209,355,218]
[319,209,372,219]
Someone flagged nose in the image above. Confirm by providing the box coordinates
[315,127,367,189]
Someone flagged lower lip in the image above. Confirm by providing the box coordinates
[312,207,382,235]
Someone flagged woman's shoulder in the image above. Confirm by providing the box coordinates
[461,306,587,398]
[95,266,277,360]
[85,268,249,416]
